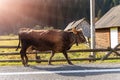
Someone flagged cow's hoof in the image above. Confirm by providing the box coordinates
[48,63,53,65]
[24,64,30,67]
[68,63,73,65]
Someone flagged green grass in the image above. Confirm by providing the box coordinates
[0,35,120,66]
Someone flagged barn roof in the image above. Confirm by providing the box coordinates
[95,5,120,29]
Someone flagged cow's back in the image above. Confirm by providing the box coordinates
[27,30,63,43]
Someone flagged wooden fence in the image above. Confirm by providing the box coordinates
[0,38,120,63]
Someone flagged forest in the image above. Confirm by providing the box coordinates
[0,0,120,34]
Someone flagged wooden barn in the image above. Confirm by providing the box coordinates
[64,18,90,39]
[95,5,120,48]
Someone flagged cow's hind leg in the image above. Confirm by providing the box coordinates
[48,51,55,65]
[63,51,73,65]
[20,44,30,67]
[20,49,26,66]
[20,49,29,67]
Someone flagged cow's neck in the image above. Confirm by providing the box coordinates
[70,33,78,46]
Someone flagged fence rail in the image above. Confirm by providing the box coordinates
[0,57,120,63]
[0,38,18,41]
[1,46,120,52]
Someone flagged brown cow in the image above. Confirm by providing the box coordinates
[16,28,87,67]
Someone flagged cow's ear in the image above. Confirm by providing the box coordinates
[72,27,78,34]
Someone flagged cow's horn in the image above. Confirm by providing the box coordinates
[72,27,78,34]
[78,28,82,31]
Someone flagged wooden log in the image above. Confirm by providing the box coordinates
[0,57,120,62]
[101,43,120,60]
[0,39,18,41]
[0,46,19,48]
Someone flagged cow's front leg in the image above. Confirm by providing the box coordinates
[63,51,73,65]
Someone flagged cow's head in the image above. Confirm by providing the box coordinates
[71,27,87,46]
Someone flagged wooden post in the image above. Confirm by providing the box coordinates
[90,0,96,58]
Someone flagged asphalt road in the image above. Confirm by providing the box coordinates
[0,63,120,80]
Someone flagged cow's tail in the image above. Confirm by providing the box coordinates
[16,36,21,51]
